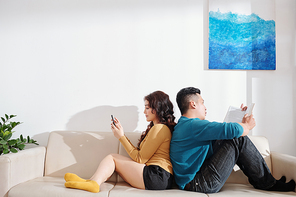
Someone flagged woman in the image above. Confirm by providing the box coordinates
[64,91,176,192]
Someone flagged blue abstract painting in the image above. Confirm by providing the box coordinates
[209,3,276,70]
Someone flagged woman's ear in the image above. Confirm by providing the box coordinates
[151,109,156,114]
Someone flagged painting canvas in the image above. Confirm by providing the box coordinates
[208,0,276,70]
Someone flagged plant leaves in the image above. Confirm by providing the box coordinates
[11,122,16,128]
[0,140,6,145]
[18,144,26,150]
[8,139,17,145]
[10,148,18,153]
[3,148,9,154]
[12,122,21,129]
[20,134,24,141]
[0,114,39,155]
[2,124,7,131]
[3,133,12,141]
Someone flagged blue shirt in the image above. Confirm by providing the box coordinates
[170,116,243,189]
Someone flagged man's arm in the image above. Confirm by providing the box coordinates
[238,114,256,136]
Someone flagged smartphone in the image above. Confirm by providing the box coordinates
[111,115,116,126]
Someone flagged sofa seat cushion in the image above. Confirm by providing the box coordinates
[109,182,207,197]
[8,176,115,197]
[208,183,296,196]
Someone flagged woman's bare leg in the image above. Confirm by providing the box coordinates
[90,153,145,189]
[65,154,145,192]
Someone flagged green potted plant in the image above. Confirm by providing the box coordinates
[0,114,38,155]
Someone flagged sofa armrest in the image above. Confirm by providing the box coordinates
[0,146,46,197]
[271,151,296,183]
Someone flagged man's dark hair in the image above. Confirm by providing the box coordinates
[176,87,201,115]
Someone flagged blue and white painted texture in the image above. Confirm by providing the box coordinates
[209,10,276,70]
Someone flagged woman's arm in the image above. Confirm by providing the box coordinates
[121,125,169,163]
[111,120,169,164]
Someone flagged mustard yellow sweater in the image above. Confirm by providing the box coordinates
[119,124,173,174]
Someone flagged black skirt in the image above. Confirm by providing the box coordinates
[143,165,173,190]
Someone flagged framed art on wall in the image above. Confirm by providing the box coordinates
[208,0,276,70]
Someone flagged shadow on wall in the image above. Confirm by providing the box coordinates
[66,105,139,132]
[32,105,139,147]
[32,132,51,147]
[43,105,140,178]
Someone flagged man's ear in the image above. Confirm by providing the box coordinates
[189,101,196,109]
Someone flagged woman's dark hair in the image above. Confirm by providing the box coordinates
[176,87,201,115]
[137,91,176,148]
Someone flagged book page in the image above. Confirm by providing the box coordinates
[224,103,255,123]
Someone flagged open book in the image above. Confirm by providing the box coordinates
[223,103,255,123]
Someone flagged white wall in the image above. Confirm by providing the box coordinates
[0,0,295,156]
[247,0,296,156]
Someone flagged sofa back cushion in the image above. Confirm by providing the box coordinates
[45,131,119,182]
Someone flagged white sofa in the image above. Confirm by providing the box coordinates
[1,131,296,197]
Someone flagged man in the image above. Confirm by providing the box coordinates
[170,87,295,193]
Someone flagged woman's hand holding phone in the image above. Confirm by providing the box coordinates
[111,116,124,139]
